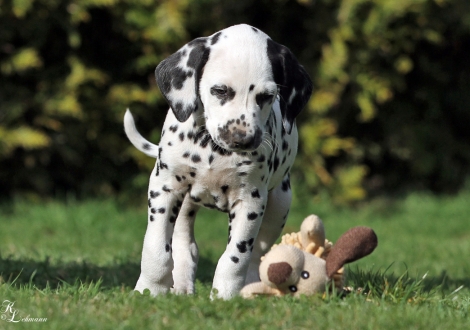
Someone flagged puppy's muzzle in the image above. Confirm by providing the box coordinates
[218,126,262,151]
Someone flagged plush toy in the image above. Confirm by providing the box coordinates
[240,215,378,298]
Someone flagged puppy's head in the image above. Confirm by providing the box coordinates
[155,24,313,152]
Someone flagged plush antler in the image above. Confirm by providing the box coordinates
[300,214,326,254]
[325,227,378,278]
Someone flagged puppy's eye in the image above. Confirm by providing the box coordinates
[289,285,297,292]
[301,271,309,279]
[211,86,227,96]
[256,93,274,107]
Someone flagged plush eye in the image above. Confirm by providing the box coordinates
[289,285,297,292]
[301,271,310,279]
[211,85,228,96]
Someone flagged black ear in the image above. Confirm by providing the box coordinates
[155,38,211,122]
[267,39,313,134]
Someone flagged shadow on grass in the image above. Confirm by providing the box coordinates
[0,255,217,290]
[3,256,466,297]
[422,271,470,293]
[348,266,470,298]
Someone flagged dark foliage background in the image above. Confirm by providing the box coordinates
[1,0,469,203]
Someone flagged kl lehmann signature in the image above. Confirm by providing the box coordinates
[1,300,47,323]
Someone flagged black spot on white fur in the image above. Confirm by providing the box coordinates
[150,190,160,198]
[256,93,273,108]
[236,239,255,254]
[211,32,222,45]
[251,189,260,198]
[281,178,291,192]
[191,154,201,163]
[236,241,247,253]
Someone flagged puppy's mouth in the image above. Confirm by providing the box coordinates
[215,126,263,152]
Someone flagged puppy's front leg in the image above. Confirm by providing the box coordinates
[172,196,200,294]
[135,167,183,296]
[211,193,267,299]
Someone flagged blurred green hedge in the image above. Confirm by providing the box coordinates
[1,0,469,203]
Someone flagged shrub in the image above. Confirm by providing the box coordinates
[1,0,469,203]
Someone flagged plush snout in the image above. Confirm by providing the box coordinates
[267,262,293,285]
[260,245,304,291]
[259,245,330,296]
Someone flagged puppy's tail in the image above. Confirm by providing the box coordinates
[124,109,159,159]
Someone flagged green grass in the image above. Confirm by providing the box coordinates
[0,190,469,329]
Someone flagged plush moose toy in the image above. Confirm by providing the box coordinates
[240,215,378,298]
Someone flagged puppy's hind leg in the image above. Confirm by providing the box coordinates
[245,176,292,285]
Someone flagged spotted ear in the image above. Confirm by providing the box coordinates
[155,38,211,122]
[267,39,313,134]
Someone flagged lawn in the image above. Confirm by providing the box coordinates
[0,189,469,329]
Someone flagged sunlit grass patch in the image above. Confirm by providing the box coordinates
[0,190,469,329]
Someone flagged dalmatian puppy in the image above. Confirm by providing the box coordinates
[124,24,312,299]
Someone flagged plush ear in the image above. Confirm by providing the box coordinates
[267,38,313,134]
[325,227,378,278]
[155,37,211,122]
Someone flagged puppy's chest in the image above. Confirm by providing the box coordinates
[158,136,262,204]
[156,120,295,209]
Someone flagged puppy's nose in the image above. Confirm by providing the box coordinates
[230,128,262,150]
[231,129,249,148]
[267,262,293,285]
